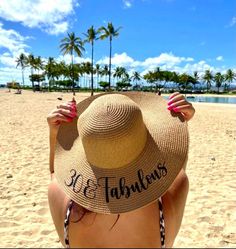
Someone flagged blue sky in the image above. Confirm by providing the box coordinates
[0,0,235,85]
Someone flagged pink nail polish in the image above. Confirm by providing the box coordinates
[71,112,77,118]
[167,106,173,111]
[173,107,179,112]
[167,100,173,105]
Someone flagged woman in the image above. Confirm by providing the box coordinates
[47,92,195,248]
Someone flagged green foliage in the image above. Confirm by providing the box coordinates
[29,74,45,83]
[99,81,109,90]
[116,81,132,90]
[98,22,121,89]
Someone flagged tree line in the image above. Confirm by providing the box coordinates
[15,22,236,95]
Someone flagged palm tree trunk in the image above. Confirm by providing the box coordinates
[71,52,75,96]
[21,69,24,87]
[108,37,112,91]
[31,68,35,92]
[97,72,99,90]
[91,42,94,96]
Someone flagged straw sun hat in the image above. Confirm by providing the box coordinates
[54,92,189,214]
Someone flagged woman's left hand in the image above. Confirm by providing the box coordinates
[167,92,195,121]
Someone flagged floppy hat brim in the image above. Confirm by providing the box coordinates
[54,92,189,214]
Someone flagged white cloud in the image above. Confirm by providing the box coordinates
[96,52,136,67]
[216,56,224,61]
[57,54,91,65]
[0,52,17,67]
[0,50,230,85]
[123,0,133,8]
[141,52,194,68]
[0,22,30,55]
[229,16,236,27]
[45,22,69,35]
[0,65,31,84]
[0,0,78,35]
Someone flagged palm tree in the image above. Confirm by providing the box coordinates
[119,67,128,80]
[60,32,85,95]
[95,64,101,90]
[203,70,213,93]
[224,69,236,91]
[113,66,123,84]
[101,64,109,82]
[143,68,163,93]
[170,71,180,89]
[193,71,200,90]
[34,56,44,89]
[214,72,224,94]
[98,22,121,90]
[45,57,56,91]
[16,53,27,87]
[178,73,190,93]
[131,71,141,89]
[26,54,36,91]
[83,26,98,96]
[34,56,43,72]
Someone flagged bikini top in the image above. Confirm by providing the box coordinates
[64,198,165,248]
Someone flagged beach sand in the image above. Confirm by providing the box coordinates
[0,89,235,248]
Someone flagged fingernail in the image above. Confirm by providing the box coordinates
[167,100,173,105]
[173,107,179,112]
[67,117,73,122]
[167,106,173,111]
[71,112,77,118]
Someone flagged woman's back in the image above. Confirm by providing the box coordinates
[47,92,195,248]
[48,169,189,248]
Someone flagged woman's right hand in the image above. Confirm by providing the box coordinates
[47,100,77,133]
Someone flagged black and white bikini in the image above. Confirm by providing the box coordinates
[64,198,166,248]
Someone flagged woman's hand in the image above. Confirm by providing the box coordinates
[47,99,77,175]
[47,100,77,133]
[167,92,195,121]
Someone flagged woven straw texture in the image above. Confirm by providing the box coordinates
[54,92,189,214]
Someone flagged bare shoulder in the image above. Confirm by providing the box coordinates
[48,175,70,246]
[163,169,189,243]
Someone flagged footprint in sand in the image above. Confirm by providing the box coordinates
[37,208,48,216]
[40,229,53,235]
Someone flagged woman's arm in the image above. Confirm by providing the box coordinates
[49,128,58,175]
[47,100,77,177]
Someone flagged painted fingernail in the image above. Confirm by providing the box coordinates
[71,112,77,118]
[67,117,73,122]
[167,100,173,105]
[173,107,179,112]
[167,106,173,111]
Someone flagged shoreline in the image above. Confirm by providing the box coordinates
[1,88,236,98]
[0,90,236,247]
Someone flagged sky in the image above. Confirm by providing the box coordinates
[0,0,235,85]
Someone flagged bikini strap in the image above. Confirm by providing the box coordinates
[158,197,165,248]
[64,200,74,248]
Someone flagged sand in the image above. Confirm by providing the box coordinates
[0,89,235,248]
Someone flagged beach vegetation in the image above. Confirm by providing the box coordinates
[98,22,122,91]
[60,32,85,96]
[99,81,109,91]
[83,26,99,96]
[13,23,236,96]
[16,53,27,87]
